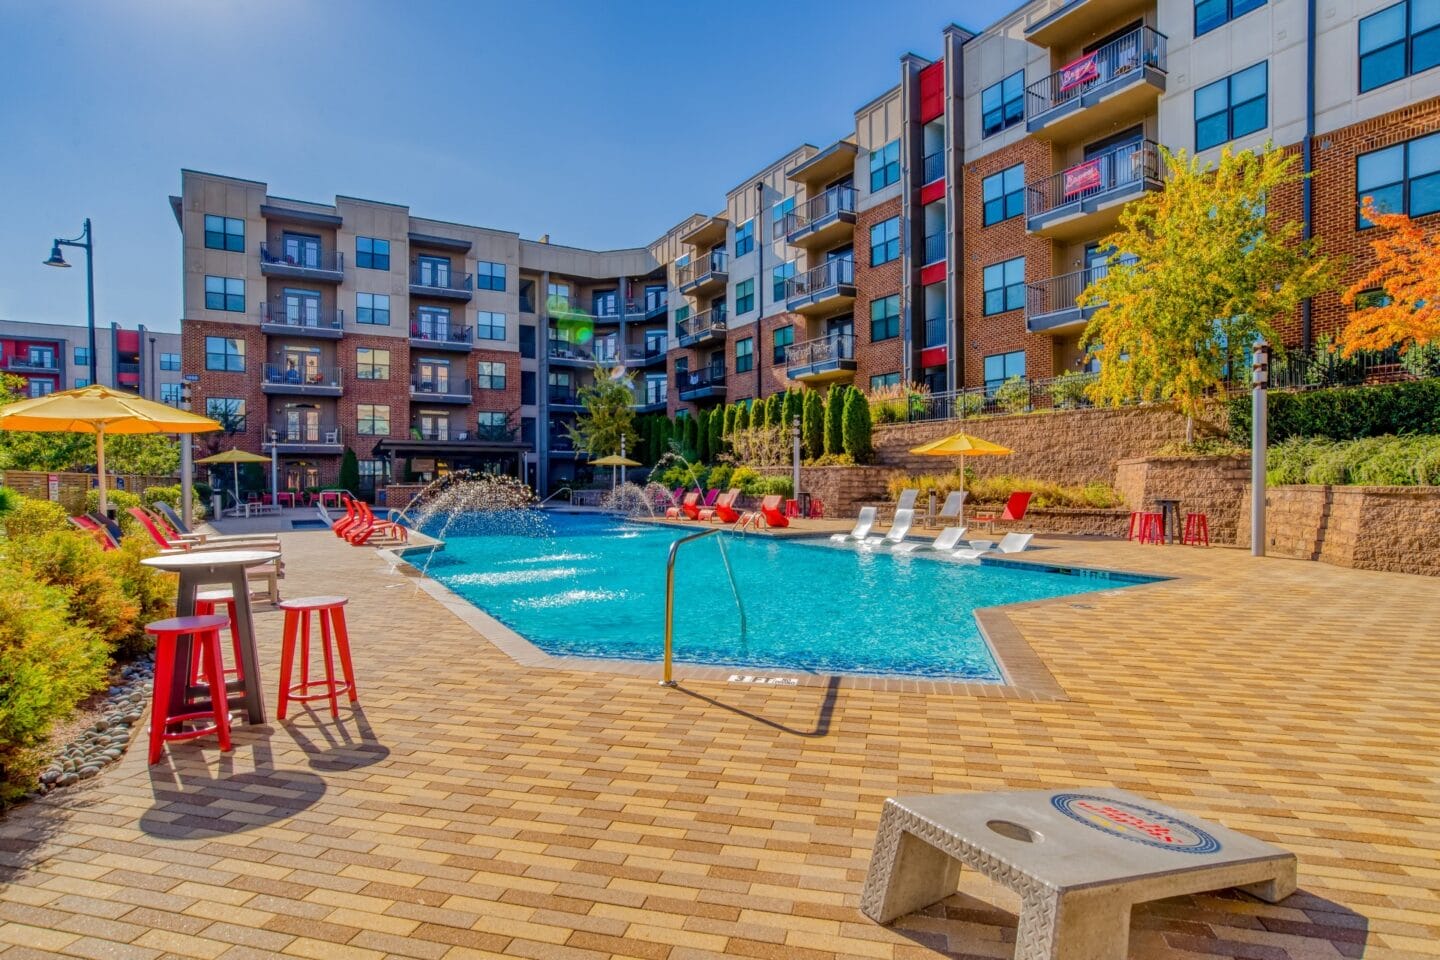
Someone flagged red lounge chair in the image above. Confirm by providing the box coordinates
[682,491,707,521]
[701,488,740,522]
[759,494,789,529]
[665,491,697,519]
[334,495,362,537]
[346,501,409,545]
[69,515,118,550]
[972,491,1032,532]
[128,507,194,551]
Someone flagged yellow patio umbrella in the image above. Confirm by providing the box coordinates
[0,384,220,513]
[908,431,1014,497]
[590,453,641,491]
[196,448,271,513]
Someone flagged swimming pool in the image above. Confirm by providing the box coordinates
[424,513,1128,680]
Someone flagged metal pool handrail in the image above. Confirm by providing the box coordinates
[661,527,746,687]
[538,486,573,506]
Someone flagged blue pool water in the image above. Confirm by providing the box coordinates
[425,513,1126,680]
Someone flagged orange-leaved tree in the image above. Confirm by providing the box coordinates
[1337,198,1440,357]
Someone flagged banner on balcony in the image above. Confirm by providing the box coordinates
[1059,52,1099,92]
[1063,159,1103,197]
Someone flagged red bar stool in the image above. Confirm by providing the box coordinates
[277,596,358,720]
[1183,512,1210,546]
[808,498,825,519]
[1139,512,1166,545]
[1127,511,1145,541]
[190,588,243,684]
[146,614,233,765]
[784,498,800,518]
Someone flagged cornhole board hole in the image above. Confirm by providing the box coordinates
[861,788,1296,960]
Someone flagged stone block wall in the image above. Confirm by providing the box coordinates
[1114,455,1251,544]
[1236,485,1440,577]
[755,465,894,519]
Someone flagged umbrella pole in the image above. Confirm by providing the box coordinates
[95,423,107,515]
[234,463,241,515]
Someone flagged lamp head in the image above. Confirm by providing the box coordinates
[44,243,70,268]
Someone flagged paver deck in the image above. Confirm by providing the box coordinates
[1,530,1437,959]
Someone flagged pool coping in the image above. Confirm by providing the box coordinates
[379,533,1181,703]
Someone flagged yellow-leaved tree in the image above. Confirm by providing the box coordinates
[1337,198,1440,356]
[1078,144,1334,439]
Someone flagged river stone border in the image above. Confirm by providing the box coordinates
[34,655,153,795]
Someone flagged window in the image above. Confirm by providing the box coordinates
[204,336,245,372]
[475,260,507,291]
[1195,0,1266,37]
[356,236,390,270]
[982,258,1026,315]
[356,347,390,380]
[204,275,245,312]
[1195,62,1267,151]
[982,164,1026,225]
[674,304,690,332]
[160,383,182,405]
[74,347,90,366]
[870,372,901,391]
[982,71,1025,138]
[358,459,390,490]
[983,350,1026,390]
[870,217,900,266]
[870,294,900,342]
[74,378,89,388]
[735,278,755,315]
[159,352,181,371]
[734,337,754,373]
[476,361,506,390]
[773,325,794,363]
[416,255,452,287]
[205,397,246,428]
[772,197,795,237]
[1357,132,1440,225]
[356,292,391,326]
[1359,0,1440,92]
[869,139,901,191]
[28,380,54,398]
[773,261,796,301]
[203,215,244,252]
[475,311,506,340]
[734,219,755,257]
[477,411,508,429]
[1354,288,1392,309]
[356,404,390,436]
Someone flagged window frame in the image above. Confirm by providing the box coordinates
[734,278,755,315]
[1356,131,1440,226]
[870,372,901,391]
[772,324,794,363]
[355,346,391,381]
[870,293,901,342]
[205,397,246,427]
[981,71,1026,138]
[475,260,507,291]
[355,236,390,270]
[1194,61,1268,152]
[356,403,390,436]
[204,275,245,312]
[772,261,796,301]
[734,219,755,258]
[159,352,181,371]
[982,257,1026,316]
[356,292,391,326]
[159,382,183,405]
[735,337,754,373]
[1359,0,1440,93]
[869,139,901,192]
[869,217,900,266]
[203,336,245,372]
[203,215,245,252]
[1194,0,1266,37]
[982,350,1027,391]
[476,361,507,391]
[475,310,506,341]
[982,164,1026,226]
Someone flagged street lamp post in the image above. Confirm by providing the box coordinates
[791,416,801,512]
[1250,339,1270,557]
[43,218,97,387]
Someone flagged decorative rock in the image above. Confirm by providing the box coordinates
[58,772,79,787]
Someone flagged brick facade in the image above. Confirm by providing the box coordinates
[470,346,523,432]
[960,137,1056,389]
[853,197,905,390]
[182,318,267,455]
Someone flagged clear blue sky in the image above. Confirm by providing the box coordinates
[0,0,1020,334]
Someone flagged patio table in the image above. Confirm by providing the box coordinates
[1154,498,1182,544]
[274,491,296,508]
[318,491,344,509]
[141,549,280,725]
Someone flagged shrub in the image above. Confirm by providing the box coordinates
[1401,342,1440,379]
[841,388,873,463]
[1153,438,1248,458]
[758,475,793,498]
[0,486,19,520]
[730,466,762,494]
[802,390,824,460]
[83,488,143,537]
[956,391,986,418]
[3,497,71,539]
[101,538,176,658]
[1228,378,1440,443]
[339,447,360,494]
[707,463,734,492]
[3,532,137,653]
[994,376,1032,415]
[140,484,208,521]
[824,385,845,455]
[707,408,723,461]
[884,472,1124,509]
[808,452,855,467]
[0,566,110,802]
[1047,371,1092,410]
[1266,434,1440,486]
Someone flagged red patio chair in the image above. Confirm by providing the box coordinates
[759,494,789,529]
[700,488,739,522]
[69,515,118,550]
[665,491,698,519]
[972,491,1032,532]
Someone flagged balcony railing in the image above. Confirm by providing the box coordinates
[262,364,342,390]
[676,250,728,288]
[1026,26,1166,120]
[1027,140,1160,221]
[409,264,473,293]
[548,388,584,406]
[411,427,457,442]
[784,186,857,236]
[921,151,945,184]
[260,244,344,277]
[409,323,472,346]
[923,233,946,264]
[638,382,668,406]
[785,258,855,301]
[923,316,948,349]
[785,334,856,375]
[548,435,576,452]
[677,306,727,347]
[677,367,725,398]
[548,339,595,362]
[265,423,342,446]
[260,301,344,333]
[1,356,60,372]
[642,289,668,315]
[1025,265,1112,328]
[624,338,668,363]
[410,377,471,397]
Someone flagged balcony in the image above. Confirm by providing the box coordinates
[676,250,729,297]
[922,233,947,265]
[260,302,344,339]
[410,377,472,404]
[261,363,342,397]
[1025,0,1156,48]
[786,334,857,384]
[783,187,857,249]
[921,151,945,185]
[623,339,668,367]
[1025,27,1167,142]
[633,387,667,413]
[548,387,585,409]
[1026,140,1162,241]
[547,339,597,365]
[409,323,473,352]
[1025,266,1110,334]
[784,259,856,316]
[677,368,725,403]
[409,264,473,302]
[2,355,60,373]
[259,244,344,284]
[263,423,343,455]
[676,307,727,349]
[548,434,578,456]
[639,290,668,319]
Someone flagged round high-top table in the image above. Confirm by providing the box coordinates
[141,549,280,726]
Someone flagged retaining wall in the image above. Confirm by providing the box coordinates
[1114,455,1251,544]
[1236,484,1440,577]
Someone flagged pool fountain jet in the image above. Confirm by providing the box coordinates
[600,481,674,518]
[400,472,545,581]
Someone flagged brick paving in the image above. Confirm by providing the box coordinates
[1,530,1437,959]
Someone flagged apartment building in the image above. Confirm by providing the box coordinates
[0,319,180,401]
[176,0,1439,495]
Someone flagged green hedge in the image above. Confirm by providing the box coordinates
[1228,378,1440,443]
[1266,435,1440,486]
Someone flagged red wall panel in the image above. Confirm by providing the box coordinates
[918,61,946,123]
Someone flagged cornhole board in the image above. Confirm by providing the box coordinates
[860,788,1296,960]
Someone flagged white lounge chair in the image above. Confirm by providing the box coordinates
[893,526,968,554]
[937,490,966,522]
[895,488,919,512]
[830,506,878,543]
[953,531,1033,560]
[865,508,915,546]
